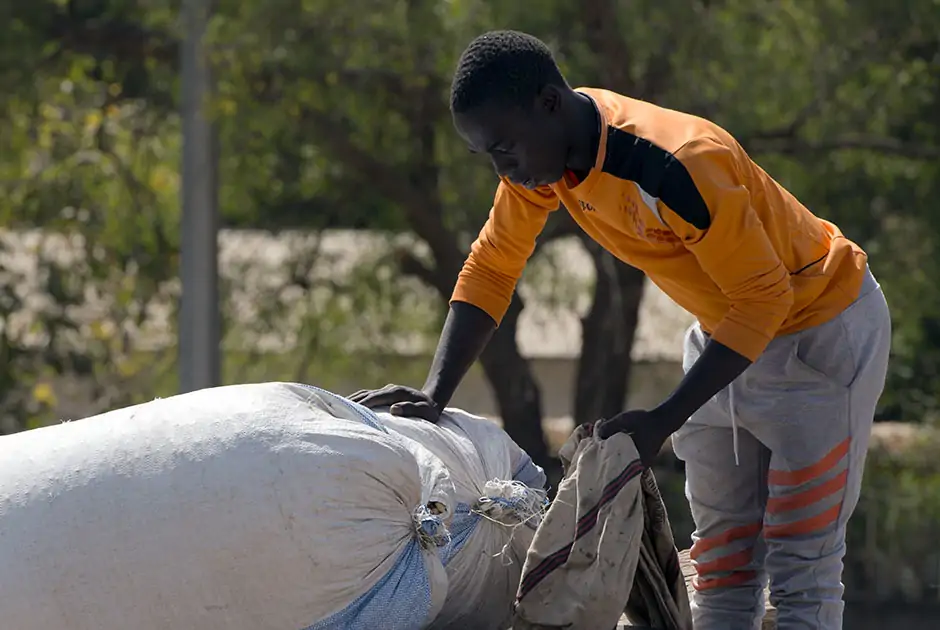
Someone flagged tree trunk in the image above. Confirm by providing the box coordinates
[573,238,646,425]
[477,293,562,485]
[564,0,669,428]
[401,243,558,478]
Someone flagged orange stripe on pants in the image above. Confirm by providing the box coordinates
[694,547,754,577]
[693,570,758,592]
[764,503,842,538]
[766,469,848,515]
[690,522,762,560]
[768,438,849,486]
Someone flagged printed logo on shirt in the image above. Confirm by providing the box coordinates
[644,228,681,244]
[623,192,680,244]
[623,197,646,236]
[578,200,597,213]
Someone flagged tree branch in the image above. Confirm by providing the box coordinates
[743,32,881,142]
[395,249,450,299]
[300,105,463,285]
[252,64,464,285]
[299,113,410,194]
[46,11,177,68]
[579,0,633,89]
[533,209,580,257]
[745,135,940,160]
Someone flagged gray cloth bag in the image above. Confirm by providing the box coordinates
[512,424,693,630]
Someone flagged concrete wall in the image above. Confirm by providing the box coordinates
[44,356,685,427]
[443,357,683,423]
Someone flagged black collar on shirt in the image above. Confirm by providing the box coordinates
[565,94,602,187]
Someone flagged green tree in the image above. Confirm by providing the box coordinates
[2,0,939,451]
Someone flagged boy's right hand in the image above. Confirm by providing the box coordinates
[348,384,442,423]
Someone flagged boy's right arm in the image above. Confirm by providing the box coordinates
[349,179,559,421]
[348,301,496,421]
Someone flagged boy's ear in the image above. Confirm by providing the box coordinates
[537,84,563,114]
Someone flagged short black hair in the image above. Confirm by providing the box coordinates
[450,30,567,114]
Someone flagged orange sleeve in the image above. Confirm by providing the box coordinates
[450,178,559,324]
[660,138,794,361]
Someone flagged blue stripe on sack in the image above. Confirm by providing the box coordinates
[294,383,388,433]
[438,503,481,566]
[303,540,433,630]
[512,453,547,491]
[295,385,432,628]
[439,457,548,565]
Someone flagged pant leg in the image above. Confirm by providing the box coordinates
[673,424,769,630]
[671,323,770,630]
[736,270,891,630]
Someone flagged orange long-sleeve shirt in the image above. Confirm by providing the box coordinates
[451,88,868,361]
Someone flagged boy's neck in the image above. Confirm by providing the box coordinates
[563,90,602,182]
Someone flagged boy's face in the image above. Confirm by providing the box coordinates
[453,87,568,190]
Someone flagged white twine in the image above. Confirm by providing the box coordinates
[413,502,452,550]
[470,479,550,566]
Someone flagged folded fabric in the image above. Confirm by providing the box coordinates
[512,424,693,630]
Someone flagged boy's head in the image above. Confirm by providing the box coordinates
[450,30,572,190]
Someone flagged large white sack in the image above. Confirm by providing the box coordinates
[378,409,548,630]
[0,382,453,630]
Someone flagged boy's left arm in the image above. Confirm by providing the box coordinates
[596,138,794,463]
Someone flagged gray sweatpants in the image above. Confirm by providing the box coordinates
[672,268,891,630]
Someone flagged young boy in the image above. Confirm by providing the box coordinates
[351,30,891,629]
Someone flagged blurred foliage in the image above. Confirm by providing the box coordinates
[845,426,940,602]
[0,0,939,443]
[655,423,940,604]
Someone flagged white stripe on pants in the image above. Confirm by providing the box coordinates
[672,268,891,630]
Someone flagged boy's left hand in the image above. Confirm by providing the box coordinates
[594,408,676,468]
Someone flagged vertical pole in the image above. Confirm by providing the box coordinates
[179,0,220,393]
